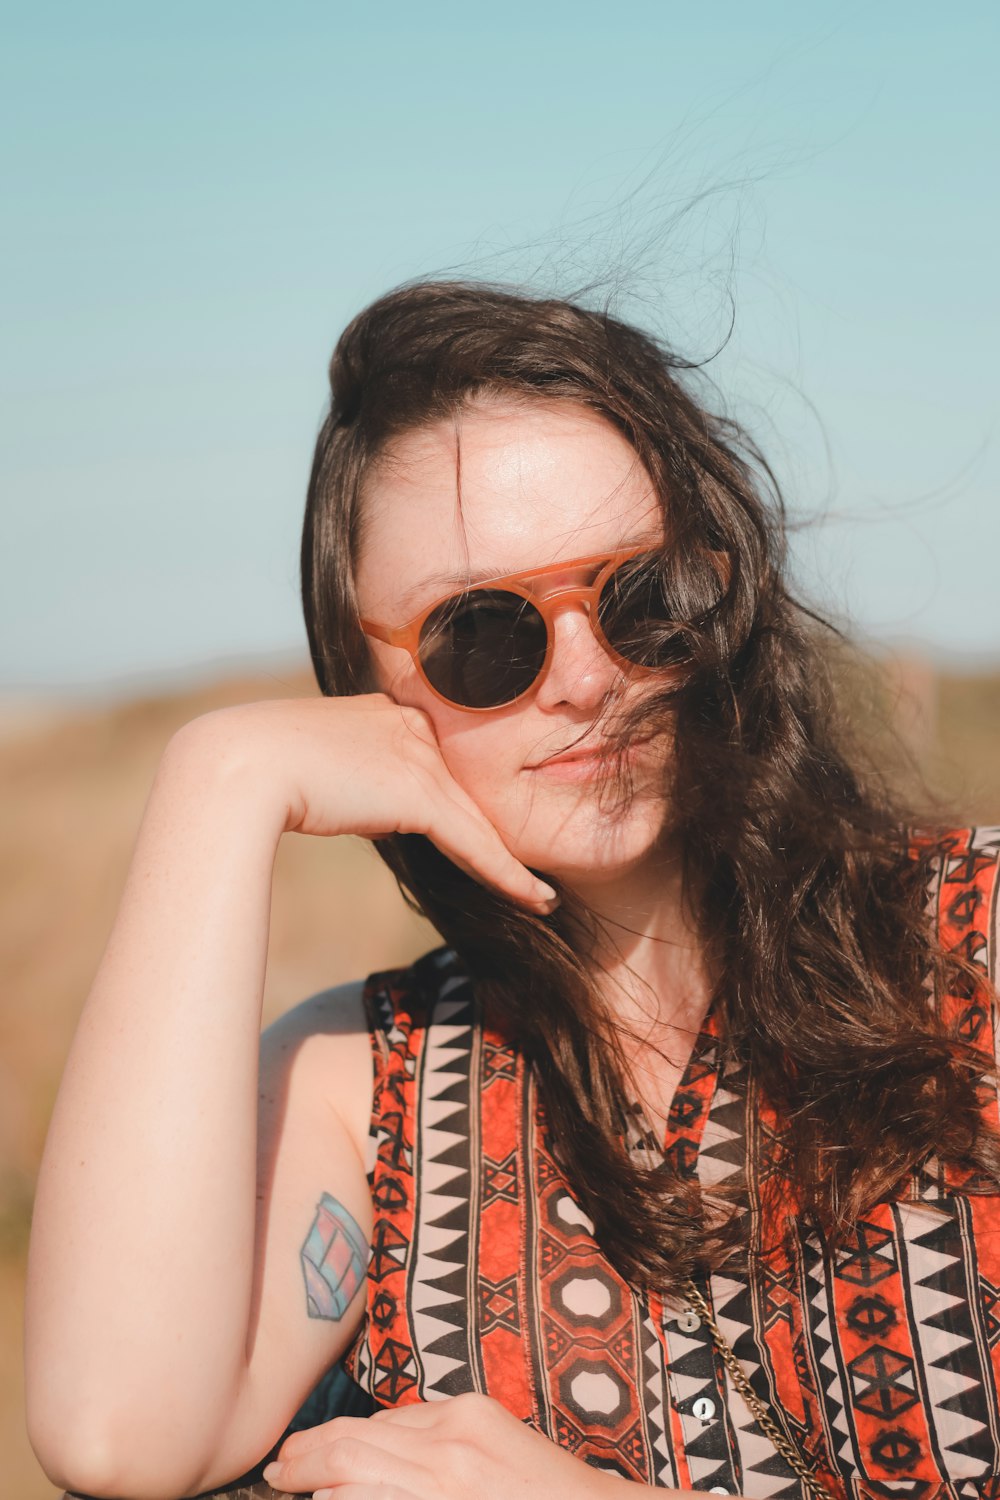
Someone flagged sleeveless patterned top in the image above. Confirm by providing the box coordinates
[341,827,1000,1499]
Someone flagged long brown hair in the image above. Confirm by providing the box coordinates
[300,279,1000,1295]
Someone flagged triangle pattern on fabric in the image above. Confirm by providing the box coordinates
[411,979,478,1398]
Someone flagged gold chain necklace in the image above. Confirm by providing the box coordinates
[625,1090,837,1497]
[680,1279,837,1500]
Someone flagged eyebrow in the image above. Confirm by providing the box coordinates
[395,533,664,613]
[395,562,525,611]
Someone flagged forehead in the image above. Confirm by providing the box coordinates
[354,398,663,617]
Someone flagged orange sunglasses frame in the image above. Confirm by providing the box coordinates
[359,544,721,712]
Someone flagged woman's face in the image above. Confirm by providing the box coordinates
[353,398,674,888]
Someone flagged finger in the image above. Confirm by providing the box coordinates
[312,1487,420,1500]
[275,1410,450,1493]
[278,1408,444,1462]
[409,771,558,912]
[367,1402,444,1426]
[278,1412,433,1458]
[278,1415,373,1458]
[264,1431,432,1496]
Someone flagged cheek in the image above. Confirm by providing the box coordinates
[435,723,525,811]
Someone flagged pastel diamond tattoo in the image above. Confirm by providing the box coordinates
[299,1192,369,1321]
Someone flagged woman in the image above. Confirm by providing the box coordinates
[25,282,1000,1500]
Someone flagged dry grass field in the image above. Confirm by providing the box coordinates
[2,653,999,1499]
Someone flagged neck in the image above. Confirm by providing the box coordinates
[562,840,716,1077]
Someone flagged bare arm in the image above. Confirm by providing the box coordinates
[25,697,553,1499]
[25,727,294,1495]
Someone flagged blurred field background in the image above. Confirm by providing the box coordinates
[2,650,999,1498]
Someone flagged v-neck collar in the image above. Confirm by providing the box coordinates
[624,993,723,1171]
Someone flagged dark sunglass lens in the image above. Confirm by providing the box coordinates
[597,553,691,669]
[418,590,548,708]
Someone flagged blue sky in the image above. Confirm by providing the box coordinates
[3,2,998,695]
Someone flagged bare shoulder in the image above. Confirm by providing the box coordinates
[259,979,373,1175]
[262,978,369,1048]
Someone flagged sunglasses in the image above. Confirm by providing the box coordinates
[360,545,724,712]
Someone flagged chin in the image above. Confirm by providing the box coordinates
[511,809,668,889]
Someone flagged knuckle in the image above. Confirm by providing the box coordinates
[444,1390,491,1432]
[438,1434,477,1481]
[451,1389,488,1412]
[321,1434,364,1476]
[398,704,436,742]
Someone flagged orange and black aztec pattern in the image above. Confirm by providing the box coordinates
[342,827,1000,1499]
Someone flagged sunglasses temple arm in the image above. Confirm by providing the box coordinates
[359,619,397,646]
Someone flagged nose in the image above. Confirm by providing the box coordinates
[533,600,624,713]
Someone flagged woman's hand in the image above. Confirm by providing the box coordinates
[261,1392,642,1498]
[181,694,557,914]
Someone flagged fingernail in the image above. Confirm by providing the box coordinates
[535,882,557,902]
[262,1462,282,1484]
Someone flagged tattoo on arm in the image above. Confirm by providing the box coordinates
[299,1192,369,1321]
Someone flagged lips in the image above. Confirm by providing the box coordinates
[528,735,652,769]
[536,745,610,768]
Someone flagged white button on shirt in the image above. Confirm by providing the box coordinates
[692,1395,717,1422]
